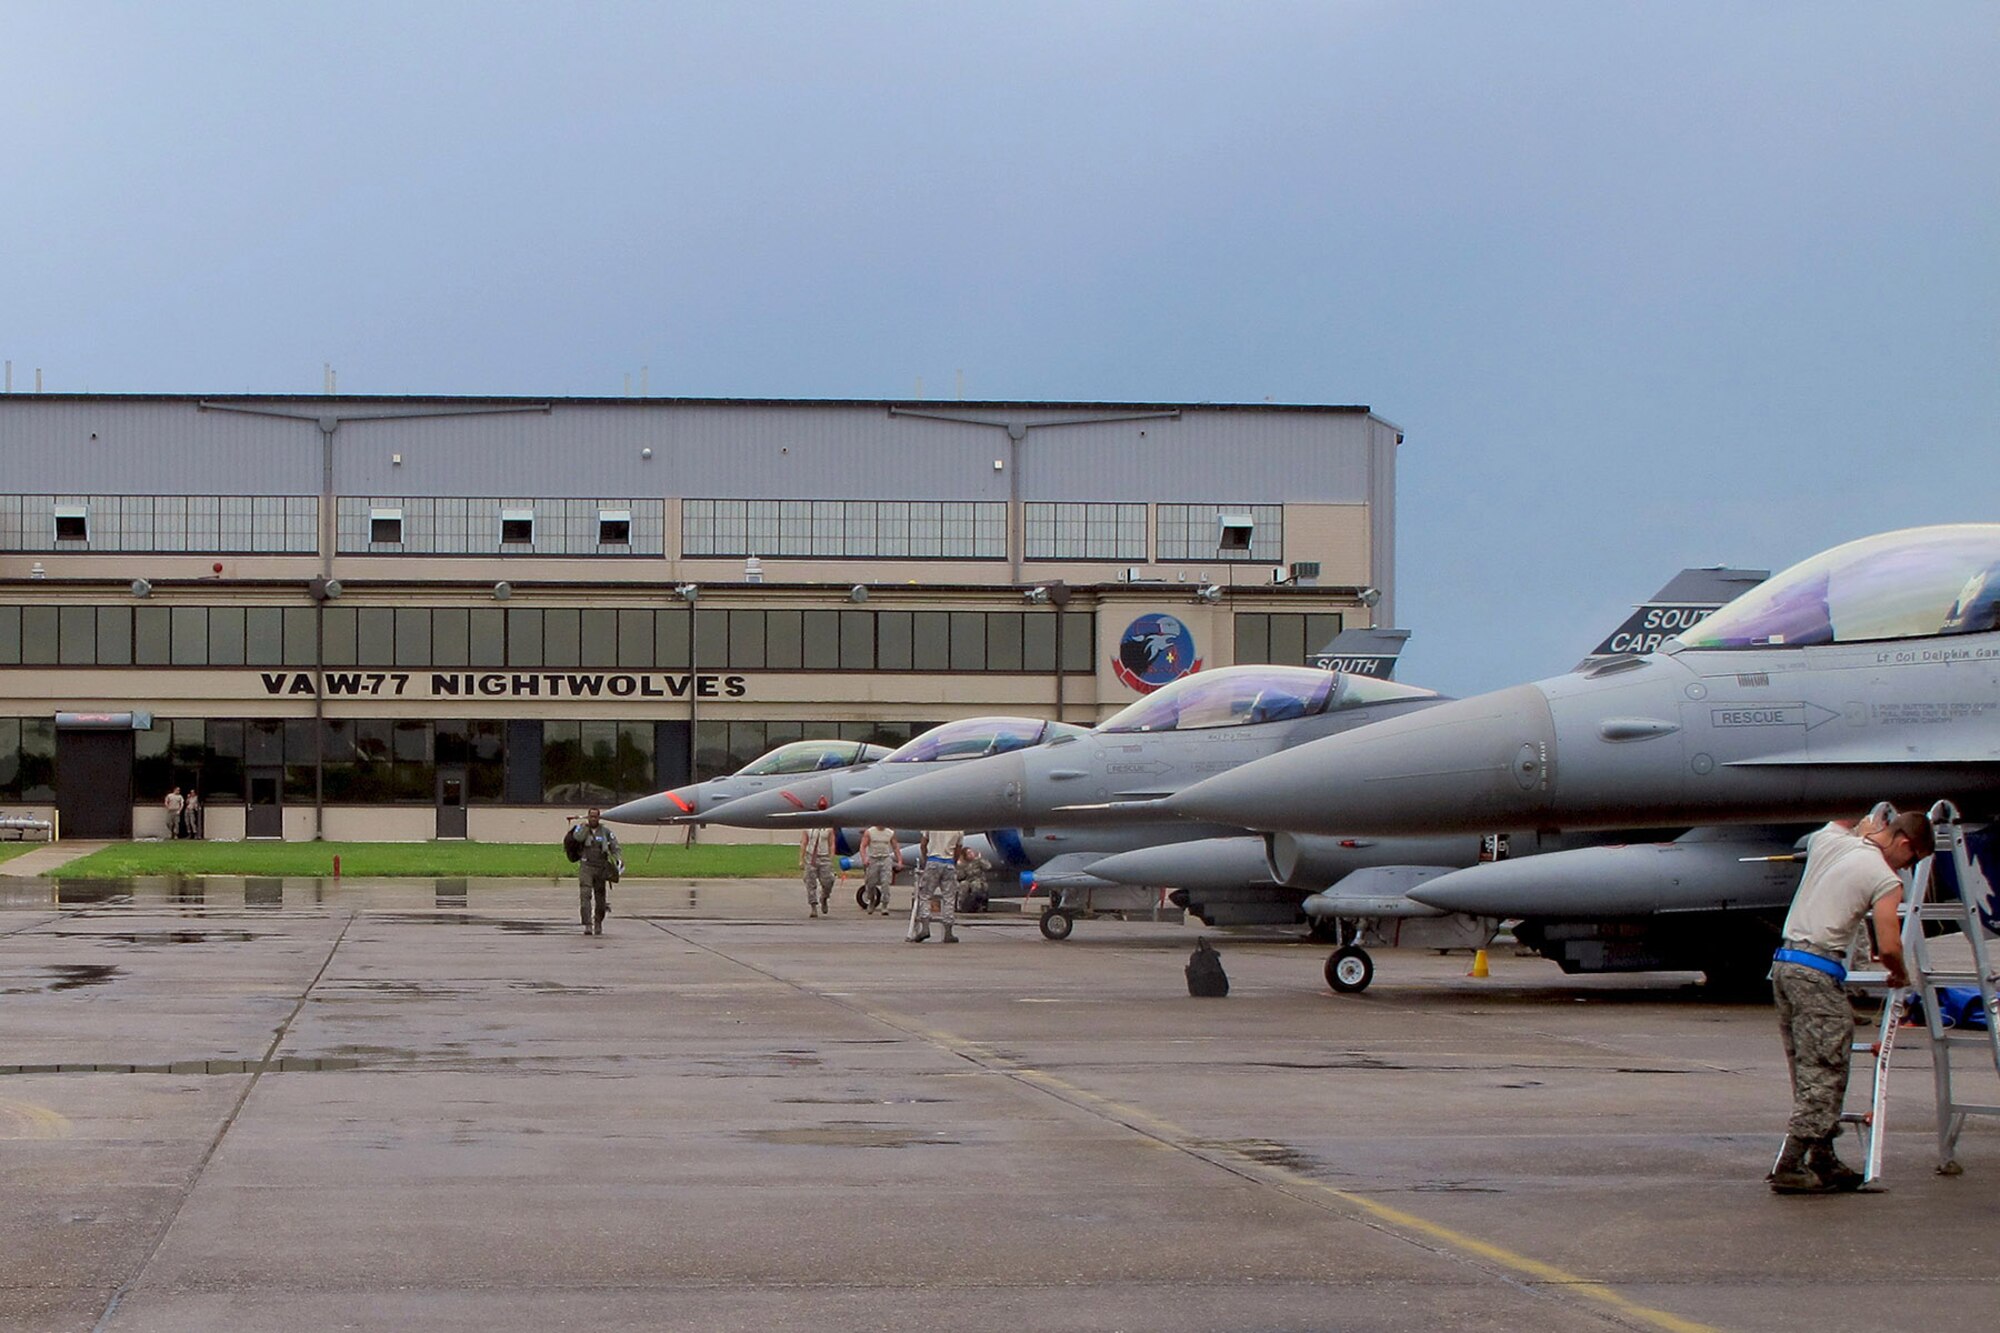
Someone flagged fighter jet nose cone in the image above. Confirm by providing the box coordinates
[1167,684,1561,837]
[604,790,684,824]
[697,778,833,829]
[823,753,1027,830]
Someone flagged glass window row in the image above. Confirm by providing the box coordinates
[0,604,1096,673]
[682,499,1008,559]
[0,495,319,553]
[98,716,938,808]
[335,497,665,555]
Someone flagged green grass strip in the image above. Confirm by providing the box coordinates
[51,840,796,880]
[0,842,39,866]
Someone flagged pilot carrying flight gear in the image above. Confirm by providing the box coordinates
[856,824,901,914]
[570,808,622,936]
[1769,809,1931,1193]
[801,826,835,917]
[907,829,963,943]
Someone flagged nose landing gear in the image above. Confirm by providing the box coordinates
[1325,944,1375,994]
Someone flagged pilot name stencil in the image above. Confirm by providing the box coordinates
[258,671,750,699]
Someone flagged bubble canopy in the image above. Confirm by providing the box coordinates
[1097,665,1438,734]
[734,739,890,776]
[1675,525,2000,650]
[882,717,1089,764]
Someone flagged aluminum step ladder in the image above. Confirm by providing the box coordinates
[1898,802,2000,1175]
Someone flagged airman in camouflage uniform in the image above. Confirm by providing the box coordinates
[1769,809,1931,1193]
[800,826,835,917]
[856,824,901,914]
[908,829,963,944]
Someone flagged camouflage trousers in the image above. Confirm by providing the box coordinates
[909,863,958,938]
[1773,960,1854,1140]
[861,855,895,912]
[803,856,834,911]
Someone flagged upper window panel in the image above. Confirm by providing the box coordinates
[883,717,1089,764]
[682,499,1008,559]
[1023,502,1147,561]
[0,495,318,553]
[1675,525,2000,649]
[337,498,663,555]
[1156,503,1283,563]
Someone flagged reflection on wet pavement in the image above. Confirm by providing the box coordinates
[742,1126,960,1149]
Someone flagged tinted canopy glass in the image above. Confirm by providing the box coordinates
[1098,665,1439,734]
[734,739,888,776]
[883,717,1087,763]
[1676,525,2000,649]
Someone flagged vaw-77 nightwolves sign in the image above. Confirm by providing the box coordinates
[256,671,749,699]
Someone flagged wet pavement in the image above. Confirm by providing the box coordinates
[3,877,1997,1332]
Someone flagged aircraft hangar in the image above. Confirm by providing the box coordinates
[0,393,1399,841]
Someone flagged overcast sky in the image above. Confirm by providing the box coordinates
[4,2,1994,695]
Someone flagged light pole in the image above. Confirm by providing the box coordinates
[673,583,699,845]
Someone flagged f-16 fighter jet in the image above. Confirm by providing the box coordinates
[1165,525,2000,838]
[602,737,889,826]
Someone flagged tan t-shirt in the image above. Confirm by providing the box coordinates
[925,830,965,864]
[857,825,896,860]
[1781,823,1902,956]
[801,827,833,859]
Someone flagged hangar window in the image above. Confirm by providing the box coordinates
[53,505,89,543]
[598,509,631,546]
[1235,612,1345,667]
[1157,503,1282,563]
[500,508,535,545]
[681,498,1007,560]
[370,507,404,545]
[1024,503,1148,561]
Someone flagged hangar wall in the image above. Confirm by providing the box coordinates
[0,394,1399,842]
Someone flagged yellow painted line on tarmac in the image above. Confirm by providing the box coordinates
[0,1095,74,1140]
[857,1000,1717,1333]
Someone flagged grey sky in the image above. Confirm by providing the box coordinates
[5,2,1995,695]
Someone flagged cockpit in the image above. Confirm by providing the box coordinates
[882,717,1090,763]
[1674,525,2000,650]
[1095,665,1439,734]
[734,739,890,776]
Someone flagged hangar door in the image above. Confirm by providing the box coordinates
[56,729,135,839]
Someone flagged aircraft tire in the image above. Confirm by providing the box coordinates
[1326,945,1374,994]
[855,885,872,911]
[1038,909,1075,942]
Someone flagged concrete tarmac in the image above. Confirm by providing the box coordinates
[2,875,1996,1332]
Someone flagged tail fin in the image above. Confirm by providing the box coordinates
[1575,567,1768,669]
[1311,626,1411,679]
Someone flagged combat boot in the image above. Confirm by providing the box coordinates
[1806,1137,1866,1192]
[1768,1136,1829,1193]
[940,927,958,944]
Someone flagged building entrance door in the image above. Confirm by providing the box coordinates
[246,768,283,839]
[56,729,135,839]
[436,769,468,839]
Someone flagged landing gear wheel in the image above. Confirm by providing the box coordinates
[1038,908,1075,941]
[1326,945,1374,994]
[856,885,872,911]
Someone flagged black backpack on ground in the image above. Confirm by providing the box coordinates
[1185,938,1229,997]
